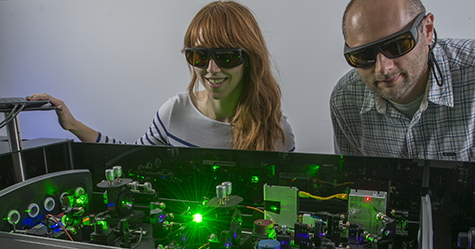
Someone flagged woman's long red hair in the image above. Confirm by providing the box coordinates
[183,1,285,151]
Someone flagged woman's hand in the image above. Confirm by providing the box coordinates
[26,93,75,130]
[26,93,98,142]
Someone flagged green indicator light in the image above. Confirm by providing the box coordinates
[25,209,31,213]
[271,206,278,212]
[193,214,203,223]
[62,215,70,226]
[311,164,320,171]
[121,200,133,206]
[251,176,259,183]
[308,164,320,175]
[267,165,276,177]
[103,192,108,204]
[213,165,219,171]
[340,155,344,171]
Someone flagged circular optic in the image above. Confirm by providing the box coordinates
[7,210,20,225]
[59,192,68,205]
[27,203,40,218]
[75,187,85,197]
[117,189,134,216]
[258,239,281,249]
[44,197,56,212]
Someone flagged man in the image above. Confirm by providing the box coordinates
[330,0,475,161]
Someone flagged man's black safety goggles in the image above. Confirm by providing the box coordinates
[344,13,426,68]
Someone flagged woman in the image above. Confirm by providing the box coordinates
[28,1,295,152]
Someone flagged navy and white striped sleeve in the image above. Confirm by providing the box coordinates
[134,111,169,145]
[95,111,169,146]
[95,98,173,145]
[95,132,125,144]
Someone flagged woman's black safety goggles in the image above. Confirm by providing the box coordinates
[185,48,246,69]
[344,13,426,68]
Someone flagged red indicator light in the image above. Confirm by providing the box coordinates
[365,197,371,201]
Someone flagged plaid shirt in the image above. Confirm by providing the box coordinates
[331,38,475,161]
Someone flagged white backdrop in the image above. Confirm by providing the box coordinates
[1,0,474,154]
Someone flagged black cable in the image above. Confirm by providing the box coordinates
[428,29,444,87]
[2,104,25,126]
[0,104,19,127]
[0,104,25,129]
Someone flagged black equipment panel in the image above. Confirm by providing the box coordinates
[0,143,473,249]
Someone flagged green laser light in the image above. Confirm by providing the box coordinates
[193,213,203,223]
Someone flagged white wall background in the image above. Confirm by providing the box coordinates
[1,0,474,154]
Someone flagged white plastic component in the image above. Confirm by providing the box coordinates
[144,182,152,191]
[348,189,387,235]
[263,184,298,229]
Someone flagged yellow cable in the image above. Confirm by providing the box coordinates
[198,243,209,249]
[299,191,348,200]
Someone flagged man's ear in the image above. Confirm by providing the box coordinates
[423,13,435,47]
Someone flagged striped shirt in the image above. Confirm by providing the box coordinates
[97,92,296,152]
[330,38,475,161]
